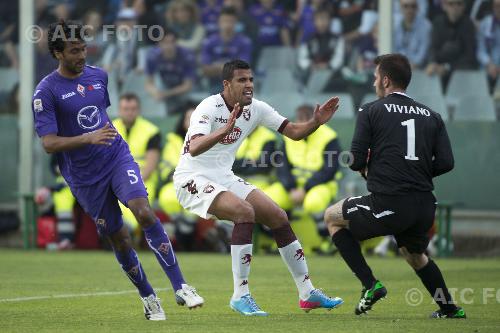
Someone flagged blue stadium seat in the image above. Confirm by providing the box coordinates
[304,69,332,94]
[256,46,297,72]
[407,70,443,97]
[258,68,301,94]
[454,95,496,121]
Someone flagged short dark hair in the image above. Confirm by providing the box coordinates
[219,6,238,18]
[119,92,141,106]
[374,53,412,90]
[222,59,251,81]
[47,20,86,58]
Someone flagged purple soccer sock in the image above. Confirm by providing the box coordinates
[144,220,186,291]
[114,247,155,298]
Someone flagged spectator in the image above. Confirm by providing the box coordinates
[82,10,107,66]
[393,0,432,68]
[393,0,428,21]
[249,0,291,46]
[165,0,206,52]
[201,7,252,92]
[426,0,478,86]
[144,30,196,114]
[102,8,141,88]
[35,28,59,84]
[0,2,18,68]
[199,0,223,36]
[223,0,260,43]
[294,0,332,45]
[297,10,346,89]
[342,0,378,47]
[477,0,500,91]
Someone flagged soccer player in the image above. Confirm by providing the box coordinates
[32,20,203,321]
[324,54,466,319]
[173,59,343,316]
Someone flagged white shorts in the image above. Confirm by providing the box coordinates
[173,173,256,219]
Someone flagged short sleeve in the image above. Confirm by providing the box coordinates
[32,88,58,137]
[257,100,289,133]
[188,102,213,136]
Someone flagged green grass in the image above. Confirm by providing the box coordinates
[1,250,499,332]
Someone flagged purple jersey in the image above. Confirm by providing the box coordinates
[249,4,288,46]
[32,65,130,187]
[199,1,222,36]
[146,46,196,88]
[299,5,316,43]
[201,33,252,65]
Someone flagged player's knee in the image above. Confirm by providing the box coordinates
[268,207,289,228]
[110,232,132,252]
[233,201,255,224]
[400,247,428,270]
[324,203,342,227]
[131,204,156,227]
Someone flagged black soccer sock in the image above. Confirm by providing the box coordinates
[332,228,376,289]
[415,259,457,313]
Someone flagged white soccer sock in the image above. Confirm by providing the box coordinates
[231,244,253,300]
[278,240,315,300]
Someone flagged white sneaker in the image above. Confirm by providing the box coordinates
[175,284,204,309]
[141,294,166,320]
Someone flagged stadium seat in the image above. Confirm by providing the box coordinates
[309,93,355,119]
[136,46,154,72]
[411,94,449,121]
[446,70,490,108]
[256,46,297,72]
[407,70,443,97]
[259,68,301,94]
[106,71,120,118]
[122,71,166,117]
[454,95,496,121]
[360,93,378,107]
[304,69,332,94]
[0,67,18,92]
[257,92,306,119]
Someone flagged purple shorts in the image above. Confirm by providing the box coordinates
[71,157,148,236]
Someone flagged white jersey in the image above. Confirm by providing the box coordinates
[174,93,288,178]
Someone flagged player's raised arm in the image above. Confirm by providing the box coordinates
[281,96,339,140]
[41,122,118,153]
[189,103,239,157]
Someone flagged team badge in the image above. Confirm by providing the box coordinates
[203,184,215,193]
[242,108,251,121]
[77,84,85,97]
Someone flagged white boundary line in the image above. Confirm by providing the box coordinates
[0,288,169,303]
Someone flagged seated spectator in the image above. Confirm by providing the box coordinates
[426,0,478,87]
[249,0,291,46]
[0,2,18,68]
[392,0,428,21]
[294,0,333,45]
[112,93,161,241]
[82,10,107,66]
[166,0,206,52]
[297,10,345,89]
[223,0,260,44]
[393,0,432,69]
[477,0,500,91]
[102,8,141,88]
[201,7,252,92]
[199,0,223,36]
[145,30,196,114]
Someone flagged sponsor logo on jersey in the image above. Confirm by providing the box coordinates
[242,108,251,121]
[77,84,85,97]
[219,127,242,144]
[215,103,224,108]
[88,83,102,90]
[199,114,210,124]
[241,254,252,265]
[294,249,305,261]
[215,116,228,123]
[33,99,43,112]
[77,105,101,130]
[61,91,76,100]
[203,184,215,193]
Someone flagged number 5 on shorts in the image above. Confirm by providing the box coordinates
[127,169,138,184]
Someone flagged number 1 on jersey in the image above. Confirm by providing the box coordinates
[401,119,419,161]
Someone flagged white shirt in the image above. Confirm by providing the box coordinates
[174,93,288,178]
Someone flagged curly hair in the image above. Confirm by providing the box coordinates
[47,20,86,58]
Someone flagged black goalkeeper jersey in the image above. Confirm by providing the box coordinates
[350,92,454,195]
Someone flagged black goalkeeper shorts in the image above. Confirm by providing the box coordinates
[342,192,436,254]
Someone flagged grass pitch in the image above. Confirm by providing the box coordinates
[1,249,499,332]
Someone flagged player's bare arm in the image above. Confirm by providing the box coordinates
[189,103,239,156]
[41,122,117,153]
[282,96,339,140]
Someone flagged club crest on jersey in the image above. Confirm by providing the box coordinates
[219,127,242,145]
[77,84,85,97]
[158,242,171,254]
[203,184,215,193]
[242,108,251,121]
[77,105,101,130]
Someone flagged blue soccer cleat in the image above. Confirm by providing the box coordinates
[299,289,344,313]
[230,294,268,316]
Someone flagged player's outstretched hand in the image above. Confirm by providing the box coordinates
[313,96,339,125]
[87,122,117,145]
[223,103,238,134]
